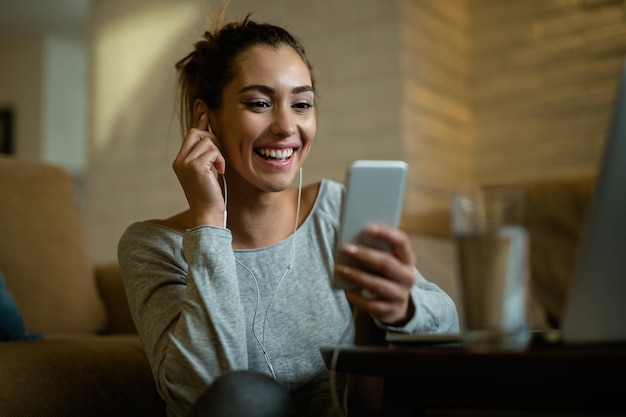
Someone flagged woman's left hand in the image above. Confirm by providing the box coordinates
[335,224,416,326]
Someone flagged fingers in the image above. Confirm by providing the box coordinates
[336,254,413,300]
[339,264,413,325]
[171,114,228,228]
[174,137,222,181]
[175,116,225,175]
[337,263,406,301]
[334,224,416,324]
[364,224,416,265]
[179,114,211,156]
[195,114,225,175]
[337,226,416,289]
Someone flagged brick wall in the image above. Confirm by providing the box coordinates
[470,0,626,185]
[400,0,473,218]
[399,0,626,223]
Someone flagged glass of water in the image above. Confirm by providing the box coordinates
[451,187,531,353]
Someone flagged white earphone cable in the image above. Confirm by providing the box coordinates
[260,167,302,347]
[227,168,303,379]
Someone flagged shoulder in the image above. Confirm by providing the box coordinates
[307,179,345,227]
[117,220,190,290]
[317,179,345,212]
[148,210,192,234]
[119,210,191,245]
[118,220,184,263]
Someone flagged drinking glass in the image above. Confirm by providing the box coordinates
[451,187,531,353]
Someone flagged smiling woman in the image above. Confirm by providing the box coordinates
[116,2,459,417]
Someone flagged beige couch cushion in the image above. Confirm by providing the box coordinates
[0,156,107,334]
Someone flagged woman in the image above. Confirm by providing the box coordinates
[118,7,459,417]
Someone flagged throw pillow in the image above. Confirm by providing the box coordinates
[0,270,42,341]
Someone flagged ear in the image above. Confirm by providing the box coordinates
[193,99,212,132]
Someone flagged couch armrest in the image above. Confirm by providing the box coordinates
[94,263,137,334]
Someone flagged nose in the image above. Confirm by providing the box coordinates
[270,106,296,137]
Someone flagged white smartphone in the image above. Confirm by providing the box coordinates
[332,160,409,290]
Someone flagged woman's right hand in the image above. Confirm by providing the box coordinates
[173,114,227,228]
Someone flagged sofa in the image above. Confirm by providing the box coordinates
[0,155,165,417]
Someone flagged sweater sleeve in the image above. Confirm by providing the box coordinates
[118,223,247,417]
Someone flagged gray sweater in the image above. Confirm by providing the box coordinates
[118,179,459,417]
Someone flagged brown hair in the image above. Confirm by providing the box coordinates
[175,3,315,133]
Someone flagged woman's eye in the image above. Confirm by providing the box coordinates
[245,101,270,110]
[293,102,314,112]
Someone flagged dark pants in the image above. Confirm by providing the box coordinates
[187,370,295,417]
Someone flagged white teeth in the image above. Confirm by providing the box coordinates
[258,148,294,160]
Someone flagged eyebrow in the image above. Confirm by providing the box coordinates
[238,84,314,95]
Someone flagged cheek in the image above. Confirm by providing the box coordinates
[237,115,267,139]
[217,118,257,153]
[303,118,317,141]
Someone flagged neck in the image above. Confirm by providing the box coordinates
[229,191,299,249]
[226,172,303,250]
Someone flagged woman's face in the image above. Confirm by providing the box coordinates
[211,44,316,193]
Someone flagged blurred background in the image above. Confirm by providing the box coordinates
[1,0,625,264]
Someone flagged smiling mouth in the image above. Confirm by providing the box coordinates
[255,147,295,161]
